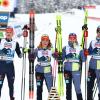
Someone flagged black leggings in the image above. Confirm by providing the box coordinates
[64,70,72,100]
[0,61,15,98]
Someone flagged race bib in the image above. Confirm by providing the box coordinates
[97,60,100,70]
[44,67,51,73]
[72,63,80,71]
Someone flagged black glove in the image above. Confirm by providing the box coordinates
[82,24,88,30]
[22,25,30,30]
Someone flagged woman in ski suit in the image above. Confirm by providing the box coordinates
[29,34,58,100]
[83,25,100,100]
[0,26,22,100]
[62,33,86,100]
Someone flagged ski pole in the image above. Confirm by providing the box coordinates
[21,28,28,100]
[84,28,88,100]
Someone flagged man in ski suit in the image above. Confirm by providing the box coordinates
[0,26,22,100]
[29,34,58,100]
[83,25,100,100]
[62,33,86,100]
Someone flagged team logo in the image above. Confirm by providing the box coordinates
[0,15,8,20]
[95,43,100,48]
[4,43,12,48]
[42,51,48,56]
[69,49,76,53]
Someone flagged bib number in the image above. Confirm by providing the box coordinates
[44,67,51,73]
[97,60,100,70]
[72,63,80,71]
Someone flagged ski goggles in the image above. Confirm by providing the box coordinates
[68,35,77,40]
[6,27,13,33]
[97,33,100,38]
[97,27,100,33]
[41,36,49,41]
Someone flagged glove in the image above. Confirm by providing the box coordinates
[82,24,88,30]
[84,49,89,57]
[23,48,29,53]
[22,25,30,30]
[53,51,59,58]
[28,53,34,62]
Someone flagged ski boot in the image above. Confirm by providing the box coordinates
[10,97,15,100]
[76,93,83,100]
[87,91,93,100]
[66,91,72,100]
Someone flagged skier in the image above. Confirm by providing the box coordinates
[28,34,58,100]
[62,33,86,100]
[83,25,100,100]
[0,26,22,100]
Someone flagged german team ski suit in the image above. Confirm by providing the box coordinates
[62,44,86,100]
[87,40,100,100]
[0,38,22,100]
[32,47,56,100]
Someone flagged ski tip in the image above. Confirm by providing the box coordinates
[29,91,34,99]
[87,16,100,21]
[56,15,61,20]
[83,5,96,9]
[29,9,35,17]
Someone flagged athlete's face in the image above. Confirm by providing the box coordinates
[69,35,77,43]
[97,32,100,38]
[6,31,13,39]
[41,39,49,48]
[5,28,14,39]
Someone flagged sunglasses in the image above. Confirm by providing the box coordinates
[6,28,13,33]
[41,36,49,41]
[97,31,100,33]
[69,36,77,40]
